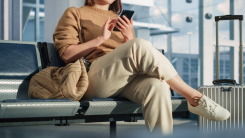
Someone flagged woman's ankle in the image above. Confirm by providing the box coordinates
[188,95,203,107]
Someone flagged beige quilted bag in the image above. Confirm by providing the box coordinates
[28,58,89,101]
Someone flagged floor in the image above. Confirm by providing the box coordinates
[0,118,198,138]
[1,118,244,138]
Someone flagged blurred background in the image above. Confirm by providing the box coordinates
[1,0,245,117]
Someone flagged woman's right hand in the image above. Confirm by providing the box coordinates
[100,17,117,41]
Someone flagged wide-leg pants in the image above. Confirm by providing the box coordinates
[83,38,178,134]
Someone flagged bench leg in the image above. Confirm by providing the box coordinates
[110,121,116,138]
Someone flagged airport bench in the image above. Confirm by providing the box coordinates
[0,40,188,138]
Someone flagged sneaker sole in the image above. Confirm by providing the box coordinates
[201,112,231,121]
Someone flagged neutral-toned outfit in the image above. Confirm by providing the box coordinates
[53,5,177,134]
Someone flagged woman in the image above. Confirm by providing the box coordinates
[53,0,230,134]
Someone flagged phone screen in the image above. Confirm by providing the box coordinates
[113,10,134,31]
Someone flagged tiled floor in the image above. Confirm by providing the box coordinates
[0,118,197,138]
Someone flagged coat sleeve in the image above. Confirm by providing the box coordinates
[53,7,81,58]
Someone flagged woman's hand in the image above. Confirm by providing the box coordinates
[100,17,117,42]
[115,15,134,42]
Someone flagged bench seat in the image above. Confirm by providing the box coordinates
[80,98,187,116]
[0,101,80,118]
[0,97,187,118]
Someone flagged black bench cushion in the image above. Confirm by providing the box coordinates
[0,43,39,80]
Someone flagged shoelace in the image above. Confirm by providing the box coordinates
[199,96,218,117]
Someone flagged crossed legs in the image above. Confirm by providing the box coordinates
[83,38,203,134]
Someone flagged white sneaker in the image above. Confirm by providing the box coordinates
[188,95,230,121]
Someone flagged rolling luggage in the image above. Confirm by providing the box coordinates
[198,15,245,131]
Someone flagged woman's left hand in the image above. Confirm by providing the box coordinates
[115,15,134,42]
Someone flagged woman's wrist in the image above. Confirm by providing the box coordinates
[97,36,106,45]
[124,34,134,42]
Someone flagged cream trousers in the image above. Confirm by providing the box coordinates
[83,38,178,134]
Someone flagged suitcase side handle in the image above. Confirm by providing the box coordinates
[215,15,243,22]
[213,79,237,85]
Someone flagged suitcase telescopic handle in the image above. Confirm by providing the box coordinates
[215,15,243,22]
[215,15,243,84]
[213,79,237,85]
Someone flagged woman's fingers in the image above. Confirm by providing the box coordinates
[101,17,113,41]
[115,24,122,31]
[109,20,117,27]
[122,15,131,25]
[104,17,111,29]
[108,24,114,31]
[117,16,127,27]
[117,20,126,30]
[110,19,118,24]
[105,17,132,32]
[107,19,117,31]
[130,17,133,25]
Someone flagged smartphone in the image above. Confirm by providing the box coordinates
[113,10,134,31]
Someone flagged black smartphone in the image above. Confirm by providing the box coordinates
[113,10,134,31]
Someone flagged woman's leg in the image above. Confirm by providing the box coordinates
[166,75,202,107]
[84,38,197,104]
[117,74,173,135]
[83,38,177,100]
